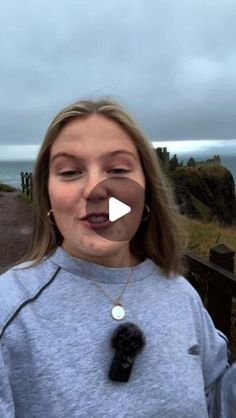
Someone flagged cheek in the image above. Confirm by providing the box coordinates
[139,167,146,188]
[130,166,146,190]
[48,180,77,212]
[136,174,145,190]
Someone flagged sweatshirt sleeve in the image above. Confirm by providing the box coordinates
[198,306,229,388]
[212,362,236,418]
[193,289,236,417]
[0,343,15,418]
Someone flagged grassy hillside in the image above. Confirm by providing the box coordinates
[169,166,236,225]
[181,215,236,265]
[0,183,17,192]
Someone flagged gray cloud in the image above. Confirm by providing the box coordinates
[0,0,236,145]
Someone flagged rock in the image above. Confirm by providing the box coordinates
[169,166,236,225]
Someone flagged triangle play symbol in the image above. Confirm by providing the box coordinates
[109,197,131,222]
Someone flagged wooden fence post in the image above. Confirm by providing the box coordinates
[28,173,33,202]
[20,172,33,202]
[208,244,235,339]
[20,172,25,193]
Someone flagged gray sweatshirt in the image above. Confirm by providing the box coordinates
[0,246,235,418]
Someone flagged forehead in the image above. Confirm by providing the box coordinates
[51,114,139,156]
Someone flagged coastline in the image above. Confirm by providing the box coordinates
[0,153,236,189]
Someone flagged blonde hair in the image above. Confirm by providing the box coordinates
[22,98,183,276]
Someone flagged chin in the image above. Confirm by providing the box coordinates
[83,241,122,257]
[66,237,122,258]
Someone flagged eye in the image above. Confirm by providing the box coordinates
[59,170,82,178]
[109,168,130,174]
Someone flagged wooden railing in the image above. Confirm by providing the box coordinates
[184,244,236,342]
[20,172,33,202]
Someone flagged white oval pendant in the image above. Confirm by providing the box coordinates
[111,305,125,320]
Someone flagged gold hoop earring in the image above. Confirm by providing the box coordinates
[47,209,57,225]
[142,204,150,221]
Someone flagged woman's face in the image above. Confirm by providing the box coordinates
[48,114,146,266]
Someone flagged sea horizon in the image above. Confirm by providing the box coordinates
[0,151,236,190]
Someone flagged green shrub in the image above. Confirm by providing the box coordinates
[0,183,17,192]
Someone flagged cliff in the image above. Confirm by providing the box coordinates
[168,166,236,225]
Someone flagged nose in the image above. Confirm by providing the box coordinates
[82,171,109,202]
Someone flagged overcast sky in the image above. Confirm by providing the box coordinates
[0,0,236,150]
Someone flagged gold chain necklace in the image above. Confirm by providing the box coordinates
[80,263,134,321]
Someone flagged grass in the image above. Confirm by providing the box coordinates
[181,215,236,360]
[181,215,236,265]
[19,193,33,204]
[0,183,17,192]
[190,194,213,223]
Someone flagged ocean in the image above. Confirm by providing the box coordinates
[0,153,235,190]
[0,160,34,189]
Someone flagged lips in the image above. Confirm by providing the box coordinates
[80,212,109,221]
[79,212,111,230]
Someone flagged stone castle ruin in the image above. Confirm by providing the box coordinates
[195,155,221,167]
[155,146,221,168]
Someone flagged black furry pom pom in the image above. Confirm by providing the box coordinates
[111,322,145,357]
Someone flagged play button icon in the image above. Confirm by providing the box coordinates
[109,197,131,222]
[85,177,145,242]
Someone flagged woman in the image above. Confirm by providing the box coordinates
[0,99,235,417]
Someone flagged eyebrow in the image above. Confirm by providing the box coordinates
[51,149,138,163]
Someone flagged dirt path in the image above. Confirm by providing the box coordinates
[0,191,33,275]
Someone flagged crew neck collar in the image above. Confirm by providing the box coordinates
[49,246,157,284]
